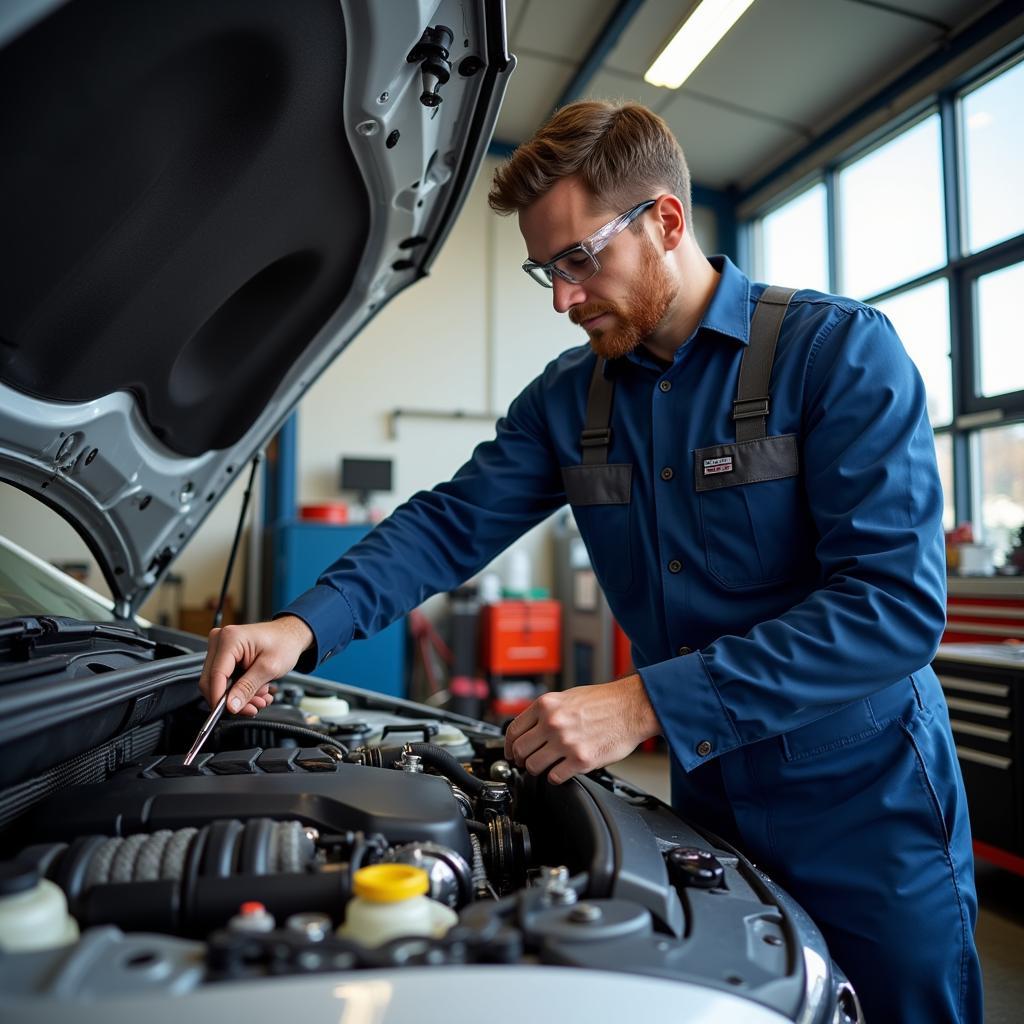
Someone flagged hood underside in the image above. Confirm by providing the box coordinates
[0,0,513,614]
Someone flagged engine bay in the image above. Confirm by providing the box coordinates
[0,661,852,1022]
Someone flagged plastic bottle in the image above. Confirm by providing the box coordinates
[336,865,458,947]
[0,861,79,952]
[299,695,351,723]
[505,548,531,597]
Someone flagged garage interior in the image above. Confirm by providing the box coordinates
[1,0,1022,1017]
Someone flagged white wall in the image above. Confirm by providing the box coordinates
[0,163,723,625]
[296,158,582,608]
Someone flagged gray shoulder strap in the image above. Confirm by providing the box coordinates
[733,286,797,442]
[580,357,614,464]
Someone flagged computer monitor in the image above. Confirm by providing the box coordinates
[340,457,393,506]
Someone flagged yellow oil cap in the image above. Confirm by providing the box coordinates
[352,864,429,903]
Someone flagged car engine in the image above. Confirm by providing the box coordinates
[0,668,860,1023]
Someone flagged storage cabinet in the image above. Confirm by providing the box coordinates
[267,521,405,697]
[933,644,1024,872]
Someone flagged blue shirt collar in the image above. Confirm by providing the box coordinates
[604,255,752,377]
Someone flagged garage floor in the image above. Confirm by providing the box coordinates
[612,751,1024,1022]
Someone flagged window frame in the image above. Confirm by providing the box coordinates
[745,46,1024,530]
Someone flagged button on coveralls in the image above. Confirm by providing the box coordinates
[283,256,983,1023]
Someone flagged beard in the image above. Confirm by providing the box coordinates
[568,232,678,361]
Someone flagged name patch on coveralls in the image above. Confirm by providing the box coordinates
[693,435,800,493]
[703,456,734,475]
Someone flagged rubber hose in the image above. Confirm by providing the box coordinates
[134,830,173,882]
[84,836,121,890]
[110,833,149,884]
[213,718,349,756]
[161,827,197,882]
[275,821,307,873]
[407,743,487,796]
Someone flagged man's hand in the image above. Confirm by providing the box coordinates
[503,674,661,784]
[198,616,314,717]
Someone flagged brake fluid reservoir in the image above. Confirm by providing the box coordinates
[0,862,79,952]
[337,865,457,947]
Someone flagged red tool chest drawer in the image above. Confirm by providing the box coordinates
[480,600,562,674]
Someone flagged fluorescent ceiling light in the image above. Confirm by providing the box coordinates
[644,0,757,89]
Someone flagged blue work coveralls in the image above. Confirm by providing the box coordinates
[283,256,983,1023]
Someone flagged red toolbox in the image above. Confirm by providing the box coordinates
[480,600,562,675]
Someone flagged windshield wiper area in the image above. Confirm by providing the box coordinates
[0,616,189,685]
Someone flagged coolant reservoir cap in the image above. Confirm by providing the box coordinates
[353,864,429,902]
[0,860,39,897]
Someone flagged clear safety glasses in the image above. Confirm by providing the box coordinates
[522,199,656,288]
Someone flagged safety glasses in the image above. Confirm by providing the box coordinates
[522,199,656,288]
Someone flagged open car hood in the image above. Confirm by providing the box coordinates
[0,0,513,616]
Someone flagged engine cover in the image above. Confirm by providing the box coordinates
[21,751,472,861]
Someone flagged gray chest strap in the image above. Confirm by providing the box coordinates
[578,285,798,461]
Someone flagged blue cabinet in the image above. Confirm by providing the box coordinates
[268,522,406,697]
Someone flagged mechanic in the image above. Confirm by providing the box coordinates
[199,101,982,1023]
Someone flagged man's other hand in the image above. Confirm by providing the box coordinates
[503,675,661,784]
[198,616,314,717]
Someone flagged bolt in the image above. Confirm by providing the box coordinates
[539,865,577,905]
[286,912,331,942]
[541,866,569,886]
[378,91,390,103]
[304,828,320,843]
[490,760,513,781]
[569,903,602,924]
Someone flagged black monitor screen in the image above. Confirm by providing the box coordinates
[340,457,393,494]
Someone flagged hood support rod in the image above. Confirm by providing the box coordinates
[213,453,262,629]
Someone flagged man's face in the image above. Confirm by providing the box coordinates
[518,177,678,360]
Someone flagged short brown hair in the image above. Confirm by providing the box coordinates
[488,100,692,228]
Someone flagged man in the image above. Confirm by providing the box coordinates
[199,101,982,1022]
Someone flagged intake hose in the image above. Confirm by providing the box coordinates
[407,743,488,797]
[214,719,349,756]
[345,742,487,796]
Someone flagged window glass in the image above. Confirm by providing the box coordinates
[976,261,1024,398]
[838,115,945,300]
[934,433,954,532]
[962,59,1024,253]
[975,422,1024,566]
[874,279,952,427]
[758,183,829,292]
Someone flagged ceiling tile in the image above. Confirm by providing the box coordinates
[657,90,807,189]
[495,53,576,144]
[513,0,619,62]
[504,0,532,42]
[681,0,938,129]
[495,0,1010,188]
[601,0,699,78]
[581,66,672,116]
